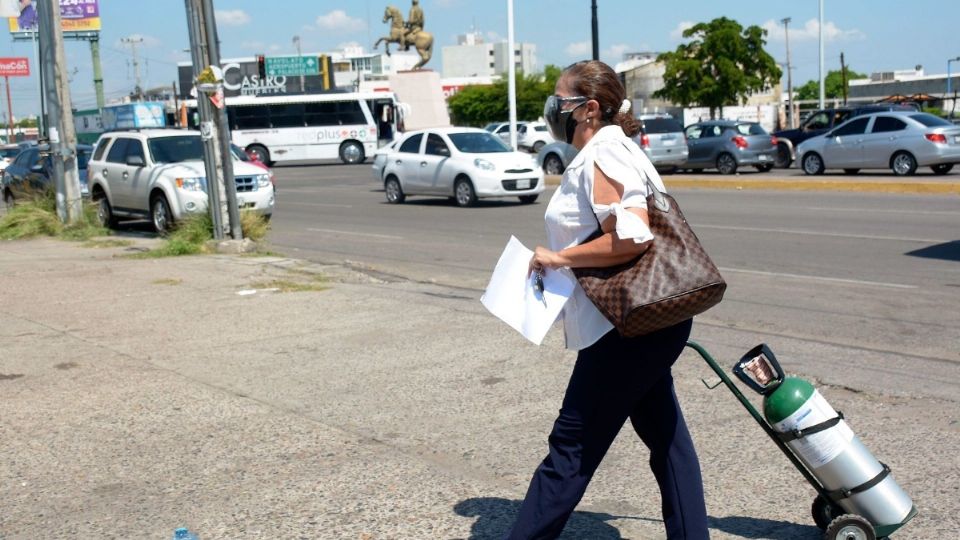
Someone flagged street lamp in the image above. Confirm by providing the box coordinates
[293,35,304,93]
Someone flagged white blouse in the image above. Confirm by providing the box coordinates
[544,125,667,350]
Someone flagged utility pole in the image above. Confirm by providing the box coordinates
[38,0,82,224]
[184,0,225,239]
[200,0,242,240]
[90,36,104,109]
[591,0,599,61]
[183,0,242,240]
[840,52,848,105]
[818,0,825,108]
[781,17,794,128]
[121,36,144,101]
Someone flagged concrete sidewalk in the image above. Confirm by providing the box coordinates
[1,238,957,539]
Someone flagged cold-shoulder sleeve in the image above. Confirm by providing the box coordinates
[590,140,654,244]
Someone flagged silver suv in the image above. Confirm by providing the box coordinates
[632,114,688,172]
[88,129,275,233]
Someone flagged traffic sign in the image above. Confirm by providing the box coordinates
[0,57,29,77]
[264,56,319,77]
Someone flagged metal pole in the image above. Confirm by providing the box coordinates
[38,0,74,223]
[294,35,304,93]
[840,52,847,106]
[949,57,959,119]
[90,37,104,109]
[121,36,144,101]
[506,0,517,150]
[33,29,45,139]
[184,0,224,239]
[818,0,825,109]
[782,17,794,129]
[5,77,12,141]
[200,0,242,239]
[591,0,599,61]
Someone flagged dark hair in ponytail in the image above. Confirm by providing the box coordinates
[562,60,641,137]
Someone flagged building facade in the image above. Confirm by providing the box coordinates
[441,32,536,78]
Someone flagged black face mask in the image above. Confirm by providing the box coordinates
[544,95,588,144]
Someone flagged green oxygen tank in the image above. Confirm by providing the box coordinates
[735,344,916,536]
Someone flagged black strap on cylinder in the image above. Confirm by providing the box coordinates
[827,463,892,502]
[776,411,845,443]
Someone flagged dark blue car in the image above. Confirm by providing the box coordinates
[2,144,93,207]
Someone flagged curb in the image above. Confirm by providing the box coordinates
[542,174,960,194]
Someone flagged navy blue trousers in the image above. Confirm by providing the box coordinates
[506,319,709,539]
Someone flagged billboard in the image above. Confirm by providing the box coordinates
[0,56,29,76]
[8,0,101,34]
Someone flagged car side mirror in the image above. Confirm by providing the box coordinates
[126,155,145,167]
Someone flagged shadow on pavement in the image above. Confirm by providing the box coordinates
[453,497,625,539]
[453,497,823,539]
[708,515,821,539]
[905,240,960,262]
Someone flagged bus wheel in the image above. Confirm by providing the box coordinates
[340,141,365,164]
[246,144,270,165]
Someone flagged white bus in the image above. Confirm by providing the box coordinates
[185,91,405,165]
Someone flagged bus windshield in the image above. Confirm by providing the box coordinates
[149,136,205,164]
[448,132,511,153]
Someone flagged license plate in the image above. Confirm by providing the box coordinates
[759,154,769,161]
[516,179,531,189]
[955,135,960,143]
[662,139,675,146]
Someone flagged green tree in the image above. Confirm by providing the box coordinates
[447,65,561,126]
[654,17,782,118]
[794,68,867,101]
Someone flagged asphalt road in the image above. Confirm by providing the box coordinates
[266,162,960,402]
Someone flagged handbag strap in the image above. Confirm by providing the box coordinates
[618,140,671,213]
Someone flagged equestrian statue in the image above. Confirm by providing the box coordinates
[374,0,434,70]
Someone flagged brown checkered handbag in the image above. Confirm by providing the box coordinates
[573,176,726,337]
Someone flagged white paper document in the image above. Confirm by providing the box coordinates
[481,236,575,345]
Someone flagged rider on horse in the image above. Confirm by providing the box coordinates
[401,0,423,51]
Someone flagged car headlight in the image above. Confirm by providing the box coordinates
[256,173,271,188]
[176,176,206,191]
[474,158,495,171]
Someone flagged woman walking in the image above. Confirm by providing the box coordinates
[505,60,710,540]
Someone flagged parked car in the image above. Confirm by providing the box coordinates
[796,111,960,176]
[682,121,778,174]
[0,143,21,172]
[2,144,93,207]
[88,129,275,233]
[633,115,688,172]
[517,121,554,153]
[536,141,578,175]
[773,104,918,168]
[376,127,544,207]
[483,121,528,143]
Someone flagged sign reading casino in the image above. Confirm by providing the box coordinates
[178,59,331,99]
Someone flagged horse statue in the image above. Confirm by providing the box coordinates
[374,5,433,70]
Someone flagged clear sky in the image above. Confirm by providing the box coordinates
[2,0,958,119]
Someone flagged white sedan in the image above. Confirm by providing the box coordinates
[373,127,545,207]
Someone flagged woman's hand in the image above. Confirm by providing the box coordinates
[528,246,567,276]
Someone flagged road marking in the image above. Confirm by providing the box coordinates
[281,201,354,208]
[803,206,959,217]
[697,224,945,244]
[718,267,917,289]
[306,228,403,240]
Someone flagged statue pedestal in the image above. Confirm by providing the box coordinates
[389,70,451,131]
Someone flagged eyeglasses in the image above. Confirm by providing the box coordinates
[552,95,589,110]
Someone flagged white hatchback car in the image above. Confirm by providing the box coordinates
[375,127,545,207]
[518,121,555,153]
